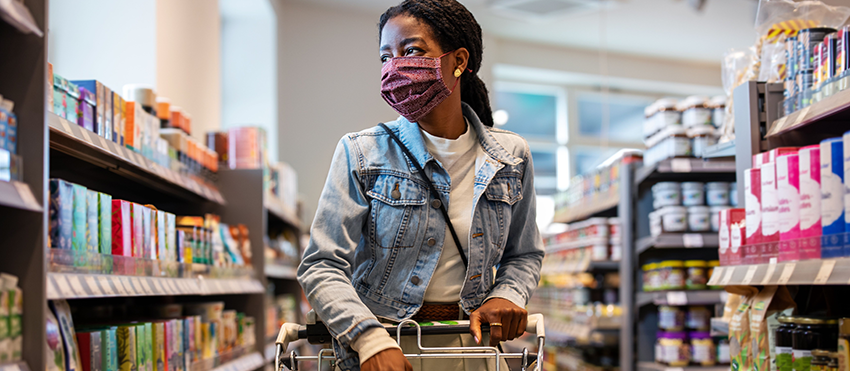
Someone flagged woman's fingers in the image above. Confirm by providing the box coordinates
[469,311,483,344]
[487,310,503,346]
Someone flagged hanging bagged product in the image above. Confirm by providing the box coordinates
[750,286,797,371]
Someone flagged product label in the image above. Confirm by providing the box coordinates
[793,349,812,371]
[732,224,743,251]
[778,156,801,235]
[747,169,762,240]
[822,172,844,227]
[800,148,821,233]
[777,346,793,371]
[763,164,780,236]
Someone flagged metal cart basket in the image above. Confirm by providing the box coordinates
[274,312,546,371]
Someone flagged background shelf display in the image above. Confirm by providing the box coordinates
[265,263,298,280]
[46,273,264,299]
[635,290,726,307]
[0,180,41,212]
[767,85,850,139]
[635,158,736,185]
[49,113,225,204]
[707,258,850,286]
[0,362,30,371]
[637,362,729,371]
[554,195,620,224]
[636,233,720,254]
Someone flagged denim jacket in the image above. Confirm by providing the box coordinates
[297,103,544,370]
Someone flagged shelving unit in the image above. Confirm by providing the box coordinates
[45,273,264,299]
[637,362,729,371]
[207,352,265,371]
[0,362,31,371]
[0,180,41,212]
[554,195,620,224]
[635,290,727,307]
[636,233,720,253]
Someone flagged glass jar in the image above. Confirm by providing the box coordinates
[793,318,840,371]
[685,260,708,290]
[716,336,730,364]
[686,306,711,331]
[690,332,716,366]
[777,317,798,371]
[839,319,850,371]
[828,355,838,371]
[643,263,661,291]
[656,331,690,366]
[687,206,711,232]
[681,182,706,206]
[812,350,831,371]
[659,305,685,331]
[659,260,685,290]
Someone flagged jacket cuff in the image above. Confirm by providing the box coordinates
[486,285,527,308]
[350,327,401,365]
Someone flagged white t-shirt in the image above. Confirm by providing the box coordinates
[420,121,485,303]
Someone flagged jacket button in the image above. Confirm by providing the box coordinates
[397,309,406,317]
[427,238,436,246]
[431,199,441,208]
[411,276,420,285]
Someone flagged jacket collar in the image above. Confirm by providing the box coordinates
[394,102,523,168]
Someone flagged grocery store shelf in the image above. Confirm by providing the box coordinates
[265,199,301,231]
[46,273,263,299]
[767,83,850,139]
[707,258,850,286]
[636,233,719,254]
[265,263,298,280]
[0,362,31,371]
[209,352,265,371]
[638,362,730,371]
[711,317,729,337]
[49,113,225,204]
[0,180,41,212]
[702,140,736,159]
[636,290,726,307]
[553,195,619,224]
[635,158,736,186]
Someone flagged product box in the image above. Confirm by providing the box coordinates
[745,168,763,246]
[133,324,146,371]
[46,308,65,371]
[111,200,132,256]
[65,81,80,124]
[72,184,88,252]
[157,210,166,262]
[103,87,113,143]
[53,75,68,119]
[48,63,54,114]
[166,213,176,262]
[86,190,99,253]
[143,323,152,371]
[152,322,166,371]
[116,325,136,371]
[820,137,845,256]
[53,300,83,371]
[113,92,122,144]
[164,321,176,371]
[76,331,103,371]
[131,204,144,258]
[719,208,746,266]
[142,206,153,260]
[761,161,781,243]
[77,88,96,133]
[50,179,74,249]
[799,146,823,260]
[72,80,106,137]
[182,318,193,369]
[102,327,118,371]
[99,193,112,255]
[171,320,184,371]
[778,154,802,261]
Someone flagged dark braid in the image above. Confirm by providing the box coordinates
[379,0,495,127]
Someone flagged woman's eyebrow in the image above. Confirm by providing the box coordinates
[379,37,427,51]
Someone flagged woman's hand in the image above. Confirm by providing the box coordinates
[361,348,413,371]
[469,298,528,346]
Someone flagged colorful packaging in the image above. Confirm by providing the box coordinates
[778,154,801,261]
[103,87,113,142]
[86,190,99,253]
[820,138,846,257]
[116,325,136,371]
[166,213,176,262]
[72,184,88,252]
[134,324,147,371]
[152,322,166,371]
[76,331,103,371]
[142,206,153,260]
[182,318,193,369]
[50,179,74,249]
[762,161,781,243]
[799,146,822,237]
[53,300,83,371]
[746,168,763,246]
[71,81,105,137]
[131,204,144,258]
[113,92,122,144]
[102,327,118,371]
[77,88,96,133]
[98,193,112,255]
[837,27,849,78]
[720,208,747,266]
[111,200,132,256]
[143,323,152,371]
[157,210,166,262]
[65,81,80,124]
[171,320,183,371]
[46,307,65,371]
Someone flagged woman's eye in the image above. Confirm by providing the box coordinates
[380,55,390,63]
[405,47,421,55]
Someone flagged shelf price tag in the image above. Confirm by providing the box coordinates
[666,291,688,306]
[720,267,735,285]
[97,276,115,296]
[761,263,778,285]
[815,260,837,284]
[671,158,692,173]
[682,233,704,248]
[777,263,796,284]
[742,265,759,285]
[84,276,104,296]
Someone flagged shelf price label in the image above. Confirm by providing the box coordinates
[742,265,759,285]
[666,291,688,306]
[815,260,837,284]
[671,159,692,173]
[682,234,704,248]
[777,263,796,284]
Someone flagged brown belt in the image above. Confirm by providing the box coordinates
[411,303,469,322]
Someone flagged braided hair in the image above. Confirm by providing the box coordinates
[379,0,494,127]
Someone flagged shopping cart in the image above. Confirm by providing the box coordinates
[274,311,546,371]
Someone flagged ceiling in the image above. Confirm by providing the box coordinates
[286,0,760,63]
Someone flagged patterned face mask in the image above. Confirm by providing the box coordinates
[380,51,460,123]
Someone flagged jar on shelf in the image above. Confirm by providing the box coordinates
[659,305,686,331]
[716,336,730,364]
[685,261,708,290]
[643,263,661,291]
[690,331,716,366]
[687,206,711,232]
[656,331,690,366]
[659,260,685,290]
[708,95,726,128]
[659,206,688,233]
[687,125,718,158]
[776,316,797,371]
[591,244,608,261]
[793,318,840,371]
[686,306,711,330]
[707,182,731,206]
[644,98,681,139]
[681,182,706,206]
[652,182,682,209]
[679,96,712,128]
[812,350,831,371]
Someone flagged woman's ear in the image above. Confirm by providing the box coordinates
[454,47,470,73]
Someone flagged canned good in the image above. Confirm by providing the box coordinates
[799,28,838,70]
[685,260,708,290]
[659,260,685,290]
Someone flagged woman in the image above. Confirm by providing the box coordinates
[297,1,544,370]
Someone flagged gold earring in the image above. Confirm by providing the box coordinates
[454,68,462,78]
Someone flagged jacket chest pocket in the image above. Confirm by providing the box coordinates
[367,174,426,248]
[485,175,522,205]
[482,175,523,247]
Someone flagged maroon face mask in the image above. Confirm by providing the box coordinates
[380,51,461,123]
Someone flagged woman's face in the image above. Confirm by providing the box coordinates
[379,15,466,87]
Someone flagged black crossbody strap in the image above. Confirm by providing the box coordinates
[379,123,469,268]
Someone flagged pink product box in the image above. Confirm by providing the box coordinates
[799,145,822,238]
[761,161,780,243]
[777,153,802,261]
[745,168,763,245]
[719,208,746,266]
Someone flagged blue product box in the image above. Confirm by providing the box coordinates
[49,179,74,249]
[821,137,845,257]
[72,80,106,138]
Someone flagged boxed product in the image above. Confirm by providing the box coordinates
[131,204,144,258]
[102,327,118,371]
[113,92,122,145]
[170,319,184,371]
[844,131,850,239]
[182,318,193,369]
[111,200,132,257]
[227,127,266,169]
[141,206,153,260]
[53,75,68,119]
[86,190,99,253]
[103,87,113,142]
[719,208,746,266]
[820,137,845,256]
[745,168,763,251]
[799,145,822,238]
[116,325,137,371]
[46,308,65,371]
[53,300,83,371]
[142,323,152,371]
[72,80,105,137]
[777,154,802,261]
[5,274,21,362]
[152,322,166,371]
[77,88,96,133]
[50,179,74,250]
[65,81,80,123]
[157,210,166,262]
[72,184,88,252]
[98,193,112,255]
[76,331,103,371]
[166,213,176,262]
[761,162,781,243]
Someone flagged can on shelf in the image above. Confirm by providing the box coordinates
[798,28,838,71]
